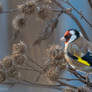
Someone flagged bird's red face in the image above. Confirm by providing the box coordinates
[64,30,72,43]
[60,29,80,44]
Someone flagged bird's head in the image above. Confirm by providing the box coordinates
[60,29,81,44]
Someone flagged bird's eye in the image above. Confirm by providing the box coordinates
[65,34,71,40]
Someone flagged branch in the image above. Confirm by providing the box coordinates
[32,18,59,46]
[68,66,92,87]
[51,0,89,40]
[63,0,92,28]
[88,0,92,9]
[3,80,63,91]
[57,80,77,89]
[59,77,79,81]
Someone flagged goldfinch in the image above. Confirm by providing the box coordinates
[60,29,92,73]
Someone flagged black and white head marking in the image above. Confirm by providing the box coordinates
[67,29,80,44]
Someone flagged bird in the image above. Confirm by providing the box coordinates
[60,29,92,73]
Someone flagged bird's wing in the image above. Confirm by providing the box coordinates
[82,51,92,66]
[68,44,92,66]
[68,44,85,57]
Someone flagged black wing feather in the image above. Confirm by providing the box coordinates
[82,52,92,66]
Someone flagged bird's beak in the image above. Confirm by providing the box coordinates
[60,37,66,42]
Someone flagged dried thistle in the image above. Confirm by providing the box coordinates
[45,59,66,81]
[0,71,6,83]
[11,53,25,65]
[2,56,13,69]
[45,45,67,81]
[47,45,64,60]
[45,45,66,81]
[12,14,25,30]
[18,1,36,15]
[12,41,26,54]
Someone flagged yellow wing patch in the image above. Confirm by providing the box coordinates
[76,56,90,66]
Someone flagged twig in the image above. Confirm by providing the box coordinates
[32,18,59,46]
[88,0,92,9]
[68,66,92,87]
[2,80,63,91]
[59,77,79,81]
[64,1,92,28]
[57,80,77,89]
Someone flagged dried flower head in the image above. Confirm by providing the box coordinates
[45,59,66,80]
[2,56,13,69]
[45,45,66,81]
[47,45,64,60]
[12,14,25,30]
[12,54,25,65]
[18,1,36,15]
[12,41,26,54]
[0,71,6,83]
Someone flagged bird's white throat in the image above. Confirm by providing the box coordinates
[66,35,77,46]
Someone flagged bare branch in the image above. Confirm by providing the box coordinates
[88,0,92,9]
[63,0,92,28]
[57,80,77,89]
[68,66,92,87]
[59,77,79,81]
[2,80,63,91]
